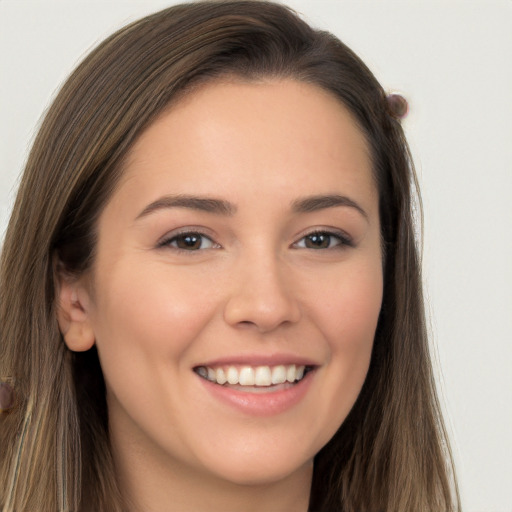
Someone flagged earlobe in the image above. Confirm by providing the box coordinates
[56,276,96,352]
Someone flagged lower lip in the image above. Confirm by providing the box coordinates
[196,371,315,416]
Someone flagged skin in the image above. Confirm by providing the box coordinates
[58,79,383,511]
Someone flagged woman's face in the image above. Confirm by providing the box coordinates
[67,80,383,487]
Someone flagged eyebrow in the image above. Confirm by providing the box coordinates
[136,194,237,219]
[136,193,367,220]
[291,194,368,219]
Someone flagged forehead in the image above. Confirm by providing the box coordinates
[113,79,376,217]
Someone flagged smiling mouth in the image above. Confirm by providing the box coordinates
[194,364,314,390]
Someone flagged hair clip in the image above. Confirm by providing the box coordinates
[386,92,409,120]
[0,379,15,413]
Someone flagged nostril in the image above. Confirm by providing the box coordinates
[238,320,257,327]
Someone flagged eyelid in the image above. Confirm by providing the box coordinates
[156,227,221,251]
[155,226,353,252]
[292,228,354,249]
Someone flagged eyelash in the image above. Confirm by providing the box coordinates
[157,230,219,252]
[293,230,354,250]
[157,229,353,252]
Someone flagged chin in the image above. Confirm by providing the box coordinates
[195,446,315,487]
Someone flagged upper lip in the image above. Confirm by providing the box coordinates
[195,353,320,368]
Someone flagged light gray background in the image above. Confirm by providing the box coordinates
[1,1,511,510]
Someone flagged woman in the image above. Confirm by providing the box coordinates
[0,1,459,510]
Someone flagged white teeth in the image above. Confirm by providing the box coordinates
[254,366,272,386]
[216,368,227,385]
[239,366,255,386]
[197,364,308,387]
[227,367,239,385]
[286,364,296,383]
[271,365,287,385]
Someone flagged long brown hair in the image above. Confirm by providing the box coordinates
[0,2,459,510]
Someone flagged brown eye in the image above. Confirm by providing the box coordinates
[294,231,351,250]
[175,234,202,250]
[162,232,217,251]
[304,233,332,249]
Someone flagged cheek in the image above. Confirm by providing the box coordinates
[89,262,221,378]
[311,254,383,343]
[312,260,383,422]
[332,264,382,359]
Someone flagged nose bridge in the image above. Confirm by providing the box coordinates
[223,243,300,331]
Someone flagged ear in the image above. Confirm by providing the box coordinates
[56,274,96,352]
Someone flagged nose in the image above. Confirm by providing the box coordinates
[223,251,301,333]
